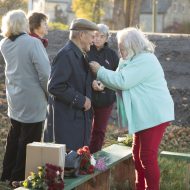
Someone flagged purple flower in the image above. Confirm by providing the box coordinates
[95,157,107,171]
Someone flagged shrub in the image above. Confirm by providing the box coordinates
[48,22,68,31]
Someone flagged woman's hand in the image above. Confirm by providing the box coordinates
[92,80,105,91]
[89,61,101,75]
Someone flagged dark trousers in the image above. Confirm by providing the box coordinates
[89,104,113,154]
[132,123,169,190]
[1,118,43,182]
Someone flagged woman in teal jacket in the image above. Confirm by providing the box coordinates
[89,27,174,190]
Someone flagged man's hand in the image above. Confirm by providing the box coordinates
[83,96,91,111]
[89,61,101,75]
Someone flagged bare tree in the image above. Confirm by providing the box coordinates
[130,0,142,27]
[112,0,142,29]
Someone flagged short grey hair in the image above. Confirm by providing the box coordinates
[69,30,89,40]
[117,27,155,58]
[69,30,80,40]
[1,9,29,38]
[97,24,110,37]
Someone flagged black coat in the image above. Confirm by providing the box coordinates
[43,41,93,151]
[87,44,119,107]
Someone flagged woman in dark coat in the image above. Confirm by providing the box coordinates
[88,24,119,153]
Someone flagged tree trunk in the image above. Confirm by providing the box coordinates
[112,0,126,29]
[124,0,131,27]
[93,0,101,23]
[130,0,142,27]
[112,0,142,29]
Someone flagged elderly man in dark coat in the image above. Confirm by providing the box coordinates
[43,18,98,151]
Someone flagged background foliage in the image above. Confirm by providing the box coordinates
[72,0,105,23]
[0,0,27,25]
[48,22,68,31]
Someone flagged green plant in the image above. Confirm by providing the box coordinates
[118,134,133,147]
[48,22,68,31]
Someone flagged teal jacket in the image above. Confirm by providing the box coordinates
[97,52,174,134]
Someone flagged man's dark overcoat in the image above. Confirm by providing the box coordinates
[43,40,93,150]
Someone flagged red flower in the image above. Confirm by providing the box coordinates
[82,146,89,152]
[87,165,95,174]
[77,148,84,155]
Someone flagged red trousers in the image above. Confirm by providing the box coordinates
[132,122,169,190]
[89,104,113,154]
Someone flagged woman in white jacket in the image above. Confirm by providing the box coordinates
[0,10,50,185]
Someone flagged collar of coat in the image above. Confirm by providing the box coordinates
[8,32,26,41]
[30,33,48,48]
[90,43,108,52]
[68,40,84,59]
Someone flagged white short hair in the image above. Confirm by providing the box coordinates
[1,9,29,38]
[97,24,110,37]
[117,27,155,58]
[69,30,80,40]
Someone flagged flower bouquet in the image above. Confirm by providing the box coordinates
[77,146,110,175]
[77,146,95,175]
[22,163,64,190]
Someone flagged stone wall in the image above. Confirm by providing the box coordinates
[0,31,190,127]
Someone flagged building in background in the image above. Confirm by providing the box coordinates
[28,0,75,24]
[140,0,190,33]
[140,0,172,32]
[163,0,190,33]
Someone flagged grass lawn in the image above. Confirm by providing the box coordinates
[160,157,188,190]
